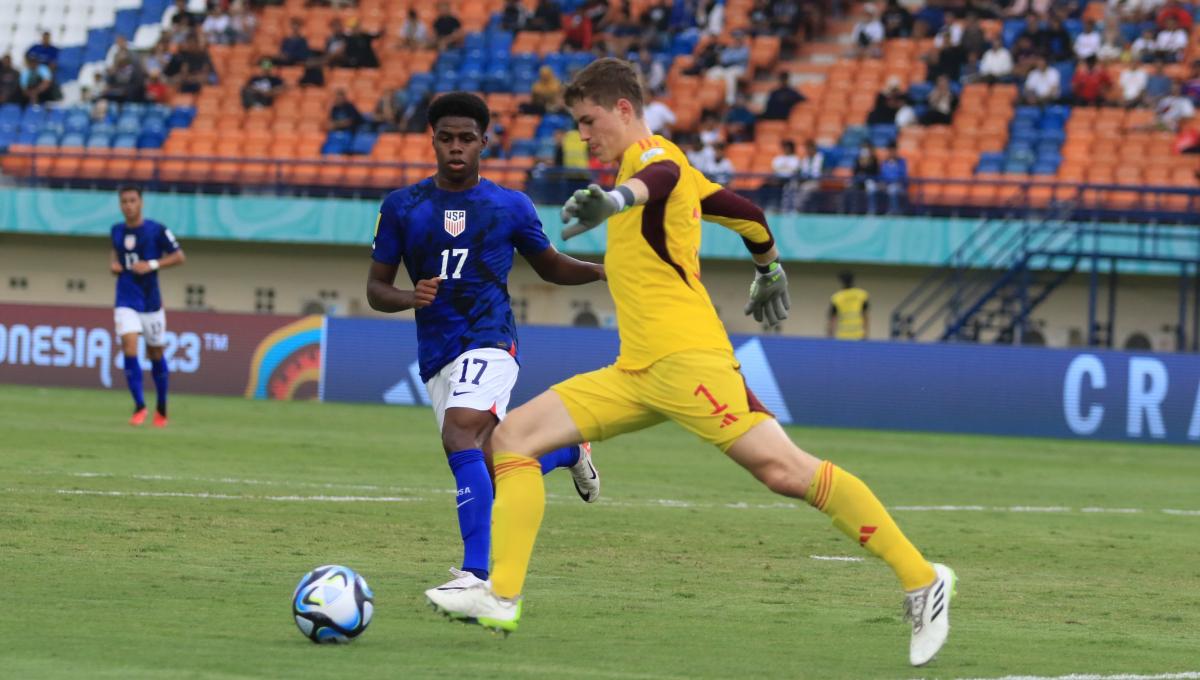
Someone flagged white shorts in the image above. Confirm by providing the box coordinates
[114,307,167,347]
[424,348,519,432]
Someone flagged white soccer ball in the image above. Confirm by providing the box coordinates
[292,565,374,643]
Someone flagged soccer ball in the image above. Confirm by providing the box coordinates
[292,564,374,643]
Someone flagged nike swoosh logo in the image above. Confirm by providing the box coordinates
[436,586,468,591]
[456,497,475,508]
[452,390,472,396]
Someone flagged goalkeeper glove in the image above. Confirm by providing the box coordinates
[744,260,790,328]
[561,184,623,239]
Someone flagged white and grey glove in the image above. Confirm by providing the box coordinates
[744,260,790,328]
[560,184,629,239]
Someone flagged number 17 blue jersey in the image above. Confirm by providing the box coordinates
[371,177,551,383]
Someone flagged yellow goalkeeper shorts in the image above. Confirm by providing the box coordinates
[551,348,774,452]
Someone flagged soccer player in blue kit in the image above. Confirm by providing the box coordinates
[365,93,606,594]
[109,185,185,427]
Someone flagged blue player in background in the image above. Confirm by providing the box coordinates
[109,185,185,427]
[366,92,606,595]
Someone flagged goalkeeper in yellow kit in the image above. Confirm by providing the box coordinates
[426,58,957,667]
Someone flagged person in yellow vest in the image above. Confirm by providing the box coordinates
[828,270,869,339]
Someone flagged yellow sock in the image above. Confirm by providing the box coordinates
[806,461,936,591]
[490,452,545,599]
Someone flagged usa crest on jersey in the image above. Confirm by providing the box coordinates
[444,210,466,237]
[124,234,137,250]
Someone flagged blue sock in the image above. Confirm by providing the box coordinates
[539,445,580,475]
[447,449,493,580]
[123,354,145,411]
[151,358,169,416]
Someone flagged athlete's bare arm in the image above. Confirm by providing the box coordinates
[129,249,185,275]
[523,245,605,284]
[366,261,439,312]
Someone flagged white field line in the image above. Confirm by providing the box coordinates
[955,673,1200,680]
[809,555,865,562]
[8,472,1199,517]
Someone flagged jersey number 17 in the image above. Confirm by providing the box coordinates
[439,248,469,279]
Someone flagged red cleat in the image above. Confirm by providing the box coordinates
[129,408,148,426]
[153,412,168,428]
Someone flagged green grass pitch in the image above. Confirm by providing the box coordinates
[2,384,1198,680]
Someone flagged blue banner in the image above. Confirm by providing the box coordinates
[320,318,1200,445]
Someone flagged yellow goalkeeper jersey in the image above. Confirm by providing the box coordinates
[606,135,770,371]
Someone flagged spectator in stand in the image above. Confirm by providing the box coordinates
[501,0,530,32]
[203,7,234,45]
[1097,24,1126,63]
[375,88,406,131]
[0,55,22,105]
[768,0,807,48]
[241,59,284,109]
[761,71,805,120]
[145,70,169,104]
[530,0,563,31]
[1006,0,1052,16]
[1183,61,1200,103]
[698,111,723,148]
[103,53,146,103]
[161,0,194,31]
[1073,19,1102,60]
[1131,27,1158,62]
[1146,61,1174,101]
[279,18,311,64]
[20,55,58,104]
[686,139,715,175]
[706,143,735,186]
[1011,35,1039,79]
[26,32,59,69]
[1108,0,1144,23]
[980,40,1014,82]
[634,48,666,94]
[685,40,721,74]
[1037,14,1072,63]
[785,139,824,212]
[698,0,725,36]
[344,19,382,68]
[325,18,350,67]
[920,75,958,125]
[528,65,563,114]
[434,2,465,51]
[724,90,757,142]
[387,15,423,51]
[1023,53,1061,105]
[935,18,964,50]
[144,38,172,74]
[960,13,987,57]
[1155,17,1189,62]
[867,77,907,125]
[882,0,913,37]
[1157,0,1194,30]
[165,34,214,94]
[1156,81,1196,129]
[230,0,257,44]
[708,31,750,105]
[1071,55,1112,105]
[562,9,593,50]
[330,88,365,132]
[848,142,880,214]
[643,96,676,135]
[927,26,968,81]
[769,139,801,208]
[106,35,131,71]
[1120,63,1150,106]
[852,3,885,58]
[879,145,908,214]
[583,0,611,31]
[748,0,770,33]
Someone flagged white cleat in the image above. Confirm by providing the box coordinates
[426,582,522,634]
[905,562,957,667]
[423,567,485,599]
[569,442,600,503]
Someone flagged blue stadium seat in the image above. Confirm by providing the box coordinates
[350,131,377,155]
[91,121,116,136]
[64,114,90,134]
[60,132,86,148]
[1002,19,1025,49]
[977,159,1004,174]
[908,82,934,102]
[137,131,166,149]
[979,151,1006,166]
[0,104,21,124]
[167,107,195,129]
[1031,161,1059,175]
[35,131,59,147]
[16,130,38,145]
[116,116,141,135]
[1004,161,1030,174]
[486,30,514,50]
[114,8,140,39]
[0,128,15,151]
[509,139,539,157]
[112,134,138,149]
[87,133,112,148]
[464,32,487,51]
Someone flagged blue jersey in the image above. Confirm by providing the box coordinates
[371,177,551,382]
[111,219,180,312]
